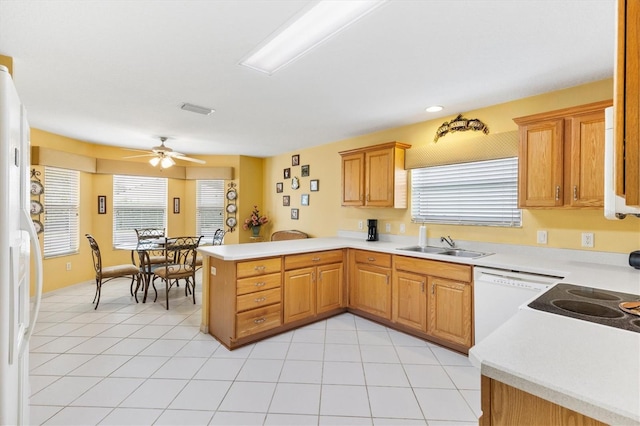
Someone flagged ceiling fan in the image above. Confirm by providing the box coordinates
[123,137,206,168]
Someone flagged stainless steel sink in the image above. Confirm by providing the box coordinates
[397,245,447,254]
[397,246,491,258]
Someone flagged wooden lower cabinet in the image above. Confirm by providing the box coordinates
[392,270,427,332]
[350,250,392,320]
[428,277,472,348]
[480,375,606,426]
[283,249,345,324]
[392,255,473,350]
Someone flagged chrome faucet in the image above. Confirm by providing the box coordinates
[440,235,456,248]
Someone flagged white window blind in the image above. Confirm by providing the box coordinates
[196,180,225,241]
[44,167,80,257]
[411,157,522,227]
[113,175,167,246]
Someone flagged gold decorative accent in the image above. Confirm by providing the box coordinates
[434,114,489,142]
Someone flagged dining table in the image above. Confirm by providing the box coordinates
[116,237,209,304]
[115,238,168,303]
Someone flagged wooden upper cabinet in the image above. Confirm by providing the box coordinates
[514,100,612,209]
[517,119,564,207]
[341,152,365,206]
[339,141,411,208]
[568,110,606,207]
[615,0,640,206]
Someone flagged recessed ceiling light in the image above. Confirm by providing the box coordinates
[426,105,444,113]
[181,103,215,115]
[240,0,387,75]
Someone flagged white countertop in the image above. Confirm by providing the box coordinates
[199,234,640,424]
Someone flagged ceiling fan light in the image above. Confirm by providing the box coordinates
[160,156,175,168]
[149,157,161,167]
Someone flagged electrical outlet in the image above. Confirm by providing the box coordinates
[385,223,391,233]
[581,232,594,248]
[536,230,547,245]
[399,223,406,233]
[358,220,363,230]
[66,262,71,271]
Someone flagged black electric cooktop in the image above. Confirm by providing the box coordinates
[528,283,640,333]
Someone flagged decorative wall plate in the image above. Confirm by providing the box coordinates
[226,189,237,200]
[226,217,237,228]
[30,180,44,195]
[226,204,237,213]
[32,219,43,234]
[30,200,44,215]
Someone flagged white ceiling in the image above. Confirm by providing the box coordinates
[0,0,616,158]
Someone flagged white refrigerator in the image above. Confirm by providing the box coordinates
[0,65,43,425]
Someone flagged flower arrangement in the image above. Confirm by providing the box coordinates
[243,205,269,230]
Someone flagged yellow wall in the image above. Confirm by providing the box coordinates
[264,78,640,253]
[29,77,640,294]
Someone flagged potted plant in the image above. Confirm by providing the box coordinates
[243,205,269,237]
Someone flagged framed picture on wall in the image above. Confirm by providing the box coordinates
[292,154,300,166]
[310,179,319,192]
[98,195,106,214]
[284,168,291,179]
[301,165,309,177]
[276,182,283,193]
[291,208,299,220]
[283,195,290,206]
[301,193,309,206]
[173,197,180,214]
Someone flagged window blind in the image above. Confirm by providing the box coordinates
[196,180,225,241]
[113,175,167,246]
[411,157,521,227]
[44,167,80,257]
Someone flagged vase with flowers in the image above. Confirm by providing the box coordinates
[243,205,269,237]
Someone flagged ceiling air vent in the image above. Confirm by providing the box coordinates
[180,103,215,115]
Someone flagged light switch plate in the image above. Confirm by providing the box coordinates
[537,230,547,244]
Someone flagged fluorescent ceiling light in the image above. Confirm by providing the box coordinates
[241,0,387,74]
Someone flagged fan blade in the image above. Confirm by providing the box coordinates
[123,154,156,159]
[172,154,206,164]
[122,148,153,154]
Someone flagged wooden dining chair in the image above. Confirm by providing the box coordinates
[85,234,141,309]
[151,236,202,309]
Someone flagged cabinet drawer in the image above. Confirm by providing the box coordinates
[237,287,281,312]
[394,255,471,282]
[237,273,281,296]
[236,257,281,278]
[236,304,282,338]
[354,250,391,268]
[284,249,344,270]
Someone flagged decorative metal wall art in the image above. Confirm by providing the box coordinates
[434,114,489,142]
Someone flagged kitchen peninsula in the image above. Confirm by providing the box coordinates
[197,235,640,425]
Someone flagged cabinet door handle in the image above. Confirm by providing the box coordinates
[555,185,560,201]
[367,257,376,262]
[253,317,266,324]
[431,283,435,294]
[254,297,267,303]
[255,281,266,287]
[573,185,578,200]
[254,265,266,272]
[312,257,321,262]
[421,281,425,293]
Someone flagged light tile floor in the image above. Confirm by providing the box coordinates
[29,276,481,426]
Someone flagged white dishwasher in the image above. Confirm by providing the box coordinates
[474,267,562,344]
